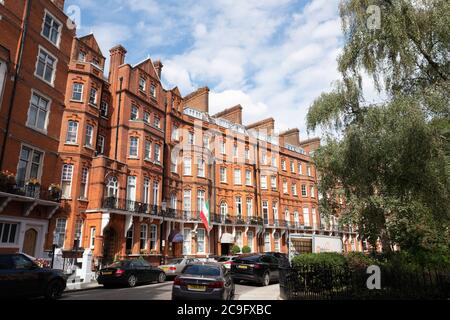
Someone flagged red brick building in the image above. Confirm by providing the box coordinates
[0,0,74,258]
[0,0,362,265]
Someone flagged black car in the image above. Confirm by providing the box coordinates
[172,262,235,300]
[231,254,280,286]
[0,253,67,300]
[97,259,166,288]
[266,252,290,267]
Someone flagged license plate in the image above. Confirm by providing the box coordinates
[238,265,248,269]
[187,285,206,292]
[102,271,113,275]
[161,267,169,271]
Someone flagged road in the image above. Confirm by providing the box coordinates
[62,281,280,300]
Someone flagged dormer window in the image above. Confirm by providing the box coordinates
[139,77,146,92]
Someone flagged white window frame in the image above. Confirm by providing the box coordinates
[26,90,51,133]
[245,170,252,185]
[271,176,277,190]
[261,175,267,189]
[144,140,152,160]
[89,227,96,249]
[100,101,108,117]
[85,124,94,148]
[303,207,310,227]
[183,228,191,255]
[0,59,7,106]
[140,224,148,250]
[246,198,253,218]
[150,224,157,250]
[130,105,139,120]
[16,144,44,186]
[0,222,19,245]
[80,167,89,199]
[234,169,241,185]
[97,135,105,154]
[61,164,74,199]
[129,136,139,158]
[154,144,161,163]
[143,177,150,204]
[139,77,146,92]
[197,158,205,178]
[66,121,78,144]
[220,167,227,183]
[89,87,98,106]
[41,10,62,47]
[34,46,57,86]
[183,190,192,212]
[197,228,205,254]
[54,218,67,248]
[71,83,84,101]
[183,158,192,176]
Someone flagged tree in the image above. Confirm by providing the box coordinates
[307,0,450,255]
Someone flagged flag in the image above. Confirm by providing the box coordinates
[200,201,212,232]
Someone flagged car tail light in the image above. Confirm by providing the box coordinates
[173,277,185,286]
[169,266,177,271]
[224,261,232,265]
[208,281,224,288]
[253,264,263,269]
[115,269,125,276]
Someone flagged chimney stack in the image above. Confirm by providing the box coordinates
[153,60,163,79]
[109,45,127,84]
[52,0,65,10]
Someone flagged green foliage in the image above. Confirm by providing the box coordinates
[241,246,251,254]
[231,245,241,254]
[292,252,347,269]
[307,0,450,254]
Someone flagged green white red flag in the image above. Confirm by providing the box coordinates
[200,201,212,233]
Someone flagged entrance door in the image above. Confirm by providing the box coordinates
[22,229,38,257]
[103,228,117,265]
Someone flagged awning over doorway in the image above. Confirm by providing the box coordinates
[220,233,234,244]
[168,229,183,243]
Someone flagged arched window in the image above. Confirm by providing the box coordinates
[220,202,228,220]
[106,176,119,198]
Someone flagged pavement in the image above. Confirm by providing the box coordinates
[62,280,281,300]
[237,284,280,300]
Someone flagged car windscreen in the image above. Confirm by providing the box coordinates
[217,257,231,262]
[108,261,130,268]
[167,258,183,265]
[182,265,221,276]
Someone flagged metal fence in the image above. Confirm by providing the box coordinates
[279,265,450,300]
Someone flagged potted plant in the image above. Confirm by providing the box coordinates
[0,170,16,192]
[48,183,62,200]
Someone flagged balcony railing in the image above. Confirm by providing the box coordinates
[102,197,164,217]
[0,183,61,202]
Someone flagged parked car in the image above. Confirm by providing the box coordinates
[265,252,290,267]
[216,256,238,269]
[172,262,235,300]
[159,257,200,277]
[231,254,280,286]
[97,259,166,288]
[0,253,67,300]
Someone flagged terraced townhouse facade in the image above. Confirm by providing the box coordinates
[0,0,363,266]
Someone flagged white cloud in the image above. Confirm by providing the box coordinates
[71,0,384,139]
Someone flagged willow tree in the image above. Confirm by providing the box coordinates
[307,0,449,255]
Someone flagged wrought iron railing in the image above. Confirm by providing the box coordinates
[0,183,61,202]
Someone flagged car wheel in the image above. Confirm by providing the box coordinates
[45,279,65,300]
[261,272,270,286]
[158,272,166,283]
[127,275,137,287]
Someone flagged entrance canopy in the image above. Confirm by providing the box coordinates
[220,233,234,244]
[168,229,183,243]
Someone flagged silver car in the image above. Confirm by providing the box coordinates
[159,257,200,277]
[172,262,235,300]
[216,256,238,269]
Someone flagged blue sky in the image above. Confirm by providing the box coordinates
[64,0,379,137]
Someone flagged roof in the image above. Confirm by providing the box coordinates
[212,104,242,118]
